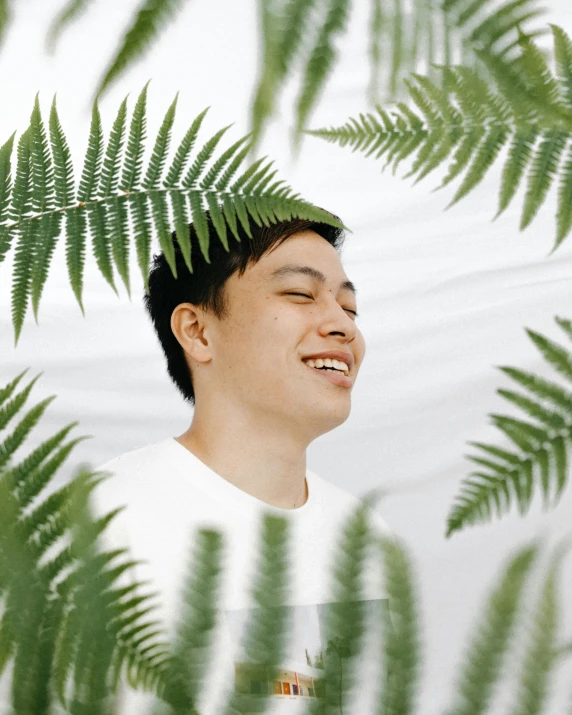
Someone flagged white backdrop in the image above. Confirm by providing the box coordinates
[1,0,572,712]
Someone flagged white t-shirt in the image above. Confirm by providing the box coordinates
[90,437,393,715]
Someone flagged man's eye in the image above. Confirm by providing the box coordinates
[286,293,358,317]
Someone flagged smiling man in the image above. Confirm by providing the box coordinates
[92,210,392,715]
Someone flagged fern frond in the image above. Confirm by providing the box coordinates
[98,95,128,199]
[250,0,317,149]
[142,94,178,190]
[94,0,189,99]
[311,26,572,253]
[310,502,372,713]
[0,87,343,341]
[444,544,538,715]
[120,81,149,192]
[218,513,291,715]
[294,0,351,142]
[10,127,34,345]
[156,528,223,712]
[45,0,92,52]
[505,544,567,715]
[163,107,209,187]
[0,0,10,45]
[377,535,421,715]
[0,131,15,263]
[447,318,572,536]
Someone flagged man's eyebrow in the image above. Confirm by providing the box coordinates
[268,264,357,296]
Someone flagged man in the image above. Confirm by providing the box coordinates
[92,209,393,715]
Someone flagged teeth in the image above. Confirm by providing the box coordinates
[303,357,349,376]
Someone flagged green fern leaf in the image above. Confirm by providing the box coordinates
[555,315,572,342]
[215,144,252,192]
[45,0,92,52]
[10,128,34,346]
[405,76,442,128]
[494,126,539,219]
[98,95,128,199]
[29,95,59,323]
[515,29,567,110]
[520,129,567,230]
[499,365,572,416]
[506,546,565,715]
[78,102,104,203]
[414,127,463,183]
[526,328,572,384]
[314,503,372,713]
[0,371,41,432]
[0,0,10,44]
[205,193,229,252]
[158,528,223,712]
[551,434,568,504]
[94,0,189,100]
[120,82,149,191]
[490,413,546,450]
[168,191,192,275]
[0,131,15,263]
[389,0,404,96]
[142,93,178,190]
[163,107,209,188]
[108,194,131,296]
[553,141,572,252]
[378,535,420,715]
[446,125,510,209]
[497,388,567,431]
[551,24,572,108]
[367,0,384,104]
[50,97,86,314]
[0,368,31,409]
[88,202,117,295]
[181,124,232,189]
[444,546,537,710]
[221,194,240,242]
[131,192,154,293]
[189,190,210,262]
[250,0,313,149]
[295,0,351,137]
[220,514,291,715]
[200,135,250,190]
[149,191,177,280]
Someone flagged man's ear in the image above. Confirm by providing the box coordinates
[171,302,212,365]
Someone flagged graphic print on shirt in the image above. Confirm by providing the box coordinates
[224,597,390,710]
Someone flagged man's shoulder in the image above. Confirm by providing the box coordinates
[96,438,172,475]
[91,438,179,515]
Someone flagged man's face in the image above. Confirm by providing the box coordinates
[192,229,365,439]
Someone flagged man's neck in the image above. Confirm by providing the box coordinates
[174,411,309,510]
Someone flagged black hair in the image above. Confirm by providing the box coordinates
[143,210,346,406]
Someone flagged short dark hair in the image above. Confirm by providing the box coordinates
[143,210,346,406]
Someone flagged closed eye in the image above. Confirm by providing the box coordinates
[286,293,358,317]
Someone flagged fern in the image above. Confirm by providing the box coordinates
[0,0,9,45]
[0,369,168,711]
[0,85,342,345]
[446,315,572,536]
[309,24,572,255]
[250,0,547,148]
[34,0,547,150]
[376,534,421,715]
